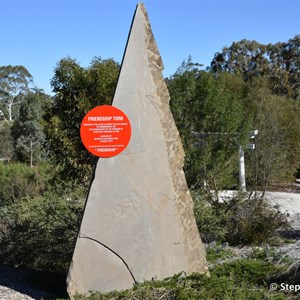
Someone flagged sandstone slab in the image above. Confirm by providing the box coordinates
[67,3,208,298]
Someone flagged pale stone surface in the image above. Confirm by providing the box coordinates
[67,3,208,298]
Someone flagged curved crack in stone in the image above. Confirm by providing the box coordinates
[79,234,137,284]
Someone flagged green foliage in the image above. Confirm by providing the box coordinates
[170,56,300,192]
[169,64,252,190]
[0,162,53,206]
[72,259,288,300]
[210,36,300,184]
[192,190,232,242]
[0,121,13,160]
[245,79,300,192]
[205,243,234,264]
[211,39,269,79]
[0,65,33,121]
[193,190,289,245]
[0,161,84,273]
[45,57,119,185]
[0,186,84,273]
[0,162,84,273]
[213,259,281,287]
[11,91,50,166]
[225,198,289,246]
[210,35,300,99]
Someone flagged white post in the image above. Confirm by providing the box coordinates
[239,146,246,192]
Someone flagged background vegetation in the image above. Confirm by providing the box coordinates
[1,36,300,299]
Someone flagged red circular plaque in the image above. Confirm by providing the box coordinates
[80,105,131,158]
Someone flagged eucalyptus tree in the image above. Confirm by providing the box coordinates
[169,60,252,192]
[11,91,50,167]
[45,57,119,185]
[0,65,33,122]
[210,36,300,186]
[0,123,13,161]
[210,35,300,99]
[245,79,300,194]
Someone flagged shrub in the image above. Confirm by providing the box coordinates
[192,190,232,243]
[225,197,290,246]
[193,190,290,246]
[0,187,84,273]
[0,161,54,206]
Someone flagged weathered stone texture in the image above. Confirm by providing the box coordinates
[67,3,208,298]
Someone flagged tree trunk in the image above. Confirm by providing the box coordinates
[7,101,12,122]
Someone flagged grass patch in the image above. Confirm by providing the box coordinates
[70,258,290,300]
[205,242,234,263]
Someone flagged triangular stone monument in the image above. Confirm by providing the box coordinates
[67,3,208,298]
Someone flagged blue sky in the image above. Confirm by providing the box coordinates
[1,0,300,95]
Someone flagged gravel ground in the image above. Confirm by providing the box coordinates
[265,191,300,261]
[0,265,57,300]
[1,190,300,299]
[0,265,67,300]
